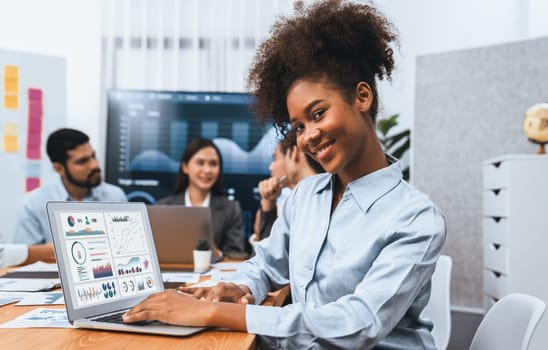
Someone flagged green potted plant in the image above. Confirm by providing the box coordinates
[376,113,410,180]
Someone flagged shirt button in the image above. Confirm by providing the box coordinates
[299,283,305,289]
[306,264,312,271]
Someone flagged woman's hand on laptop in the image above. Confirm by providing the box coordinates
[122,290,213,326]
[122,288,249,331]
[178,282,255,304]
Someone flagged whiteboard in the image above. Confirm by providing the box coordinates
[0,49,65,242]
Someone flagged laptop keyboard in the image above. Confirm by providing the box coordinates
[93,311,157,326]
[163,281,185,289]
[94,311,125,324]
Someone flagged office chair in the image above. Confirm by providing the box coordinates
[469,293,545,350]
[421,254,452,350]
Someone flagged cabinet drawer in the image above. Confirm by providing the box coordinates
[483,269,508,299]
[484,295,499,311]
[483,242,509,274]
[483,189,509,217]
[483,160,510,189]
[483,217,510,245]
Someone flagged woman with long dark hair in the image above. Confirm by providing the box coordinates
[158,138,245,256]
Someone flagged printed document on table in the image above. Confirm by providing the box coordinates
[0,278,60,292]
[162,272,200,284]
[0,308,74,328]
[10,261,58,272]
[16,292,65,306]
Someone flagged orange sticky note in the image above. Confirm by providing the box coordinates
[4,65,18,77]
[3,134,19,152]
[4,94,18,109]
[4,78,18,93]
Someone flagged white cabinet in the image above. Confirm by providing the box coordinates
[483,154,548,350]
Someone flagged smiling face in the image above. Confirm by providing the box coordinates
[182,146,221,193]
[287,79,384,185]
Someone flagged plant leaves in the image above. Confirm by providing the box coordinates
[375,113,410,181]
[382,129,410,150]
[376,114,399,136]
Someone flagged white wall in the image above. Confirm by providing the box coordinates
[0,0,103,163]
[375,0,548,159]
[2,0,547,176]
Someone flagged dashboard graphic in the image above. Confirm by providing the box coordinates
[58,210,158,308]
[105,212,148,256]
[115,256,151,276]
[60,212,106,237]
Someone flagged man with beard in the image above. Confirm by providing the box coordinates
[14,128,127,245]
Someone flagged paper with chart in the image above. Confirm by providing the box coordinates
[0,308,73,328]
[16,292,64,306]
[0,278,60,292]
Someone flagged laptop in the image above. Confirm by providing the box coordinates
[147,205,219,269]
[46,201,205,336]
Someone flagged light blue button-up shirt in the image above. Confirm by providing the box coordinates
[239,156,446,349]
[14,176,127,245]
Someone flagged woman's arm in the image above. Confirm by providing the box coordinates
[122,289,248,330]
[24,243,55,264]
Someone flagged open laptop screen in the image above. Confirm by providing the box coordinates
[47,201,163,321]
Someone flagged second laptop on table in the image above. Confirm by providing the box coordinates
[146,205,218,270]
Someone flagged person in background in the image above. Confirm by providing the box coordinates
[123,1,446,348]
[252,141,290,242]
[158,138,246,258]
[14,128,127,245]
[253,128,323,242]
[0,243,55,268]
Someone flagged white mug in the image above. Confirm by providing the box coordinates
[193,250,212,273]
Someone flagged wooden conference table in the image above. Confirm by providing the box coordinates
[0,264,289,350]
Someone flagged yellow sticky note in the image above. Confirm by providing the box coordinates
[3,134,19,152]
[4,65,18,77]
[3,65,19,109]
[4,122,17,134]
[4,94,18,109]
[4,78,18,93]
[4,64,19,80]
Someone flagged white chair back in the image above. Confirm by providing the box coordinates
[469,293,545,350]
[421,254,452,350]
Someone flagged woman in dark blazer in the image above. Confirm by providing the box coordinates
[158,138,245,256]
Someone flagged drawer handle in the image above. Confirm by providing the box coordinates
[492,162,502,168]
[492,271,502,278]
[491,217,502,223]
[491,189,501,195]
[492,243,501,250]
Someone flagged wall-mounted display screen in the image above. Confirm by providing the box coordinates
[105,90,279,237]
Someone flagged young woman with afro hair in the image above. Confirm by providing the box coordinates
[124,1,446,348]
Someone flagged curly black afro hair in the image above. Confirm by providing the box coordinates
[247,0,398,134]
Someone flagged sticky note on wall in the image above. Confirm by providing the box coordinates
[26,88,43,160]
[3,65,19,109]
[2,122,19,152]
[25,177,40,192]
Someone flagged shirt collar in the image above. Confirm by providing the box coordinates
[56,176,100,201]
[184,189,210,207]
[314,154,403,213]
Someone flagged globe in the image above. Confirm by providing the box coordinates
[523,102,548,154]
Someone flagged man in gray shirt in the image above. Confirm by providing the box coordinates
[14,128,127,245]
